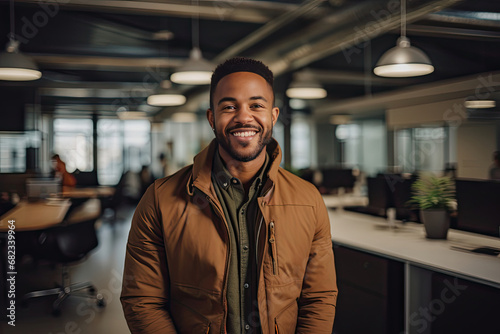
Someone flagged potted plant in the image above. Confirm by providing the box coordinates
[411,175,455,239]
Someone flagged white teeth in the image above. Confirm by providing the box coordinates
[233,131,256,137]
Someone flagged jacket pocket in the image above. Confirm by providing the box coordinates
[274,298,298,334]
[170,299,211,333]
[269,221,279,275]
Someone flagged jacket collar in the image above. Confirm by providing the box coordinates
[188,138,282,196]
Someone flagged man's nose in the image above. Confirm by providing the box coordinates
[233,106,253,124]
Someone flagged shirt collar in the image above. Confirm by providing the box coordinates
[212,147,269,191]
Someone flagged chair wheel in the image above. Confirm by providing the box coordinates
[96,297,106,308]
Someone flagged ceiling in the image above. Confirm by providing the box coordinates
[1,0,500,122]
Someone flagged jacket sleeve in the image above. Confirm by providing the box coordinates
[120,183,178,333]
[296,192,338,333]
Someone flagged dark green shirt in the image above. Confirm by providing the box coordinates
[212,150,269,334]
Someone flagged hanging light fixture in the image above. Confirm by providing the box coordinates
[0,0,41,81]
[286,70,327,99]
[465,99,496,109]
[147,93,186,107]
[373,0,434,77]
[170,0,213,85]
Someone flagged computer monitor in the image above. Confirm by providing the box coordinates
[26,178,61,200]
[456,179,500,237]
[321,168,356,190]
[364,176,391,217]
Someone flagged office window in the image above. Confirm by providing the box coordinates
[53,119,93,173]
[395,127,446,173]
[336,120,387,176]
[97,119,123,186]
[0,133,26,172]
[336,124,361,167]
[291,113,313,170]
[123,120,151,173]
[273,120,285,166]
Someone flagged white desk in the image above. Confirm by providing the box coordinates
[328,209,500,333]
[329,210,500,287]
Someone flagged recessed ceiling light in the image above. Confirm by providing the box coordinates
[465,100,496,109]
[147,94,186,106]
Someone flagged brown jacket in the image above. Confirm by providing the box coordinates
[120,139,337,333]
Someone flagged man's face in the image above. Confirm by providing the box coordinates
[207,72,279,163]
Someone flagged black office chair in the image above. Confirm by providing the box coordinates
[23,199,105,315]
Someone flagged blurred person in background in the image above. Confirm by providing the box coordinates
[489,151,500,180]
[51,154,76,187]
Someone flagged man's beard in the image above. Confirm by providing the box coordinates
[215,125,273,162]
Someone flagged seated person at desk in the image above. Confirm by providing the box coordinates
[489,151,500,180]
[51,154,77,187]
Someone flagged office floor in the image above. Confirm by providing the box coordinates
[1,205,135,334]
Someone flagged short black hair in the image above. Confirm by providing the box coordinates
[209,57,274,110]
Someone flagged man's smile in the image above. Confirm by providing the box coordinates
[228,127,260,143]
[232,130,257,137]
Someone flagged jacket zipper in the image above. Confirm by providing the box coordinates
[268,221,279,275]
[205,195,230,334]
[255,216,264,266]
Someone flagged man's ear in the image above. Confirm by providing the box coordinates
[206,109,214,129]
[271,107,280,126]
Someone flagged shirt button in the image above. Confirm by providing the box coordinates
[244,283,249,289]
[243,245,249,251]
[245,324,250,330]
[232,178,238,184]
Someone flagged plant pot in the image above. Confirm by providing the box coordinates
[420,209,450,239]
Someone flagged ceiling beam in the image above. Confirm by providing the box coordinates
[309,69,416,86]
[13,0,302,23]
[407,24,500,40]
[214,0,327,62]
[262,0,463,74]
[32,55,183,71]
[314,71,500,116]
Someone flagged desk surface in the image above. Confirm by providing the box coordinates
[0,200,71,232]
[329,209,500,287]
[62,186,115,199]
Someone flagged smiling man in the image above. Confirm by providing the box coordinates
[121,57,337,334]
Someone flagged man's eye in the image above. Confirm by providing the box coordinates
[251,104,265,109]
[222,105,236,110]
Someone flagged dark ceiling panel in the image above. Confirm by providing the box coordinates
[0,0,499,119]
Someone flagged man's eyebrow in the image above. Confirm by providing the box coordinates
[250,96,268,102]
[217,97,236,106]
[217,96,268,105]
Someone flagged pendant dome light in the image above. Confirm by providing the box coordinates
[286,70,327,99]
[147,93,186,107]
[170,0,213,85]
[374,0,434,77]
[0,0,41,81]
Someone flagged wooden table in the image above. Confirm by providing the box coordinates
[62,186,115,199]
[0,200,71,232]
